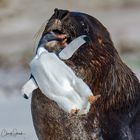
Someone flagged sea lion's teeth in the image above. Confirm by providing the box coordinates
[62,38,67,43]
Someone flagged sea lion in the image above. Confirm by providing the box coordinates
[31,9,140,140]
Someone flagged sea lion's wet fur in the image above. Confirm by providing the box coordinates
[32,9,140,140]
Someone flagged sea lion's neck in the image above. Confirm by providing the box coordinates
[93,53,140,112]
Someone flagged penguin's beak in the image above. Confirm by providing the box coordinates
[37,31,68,53]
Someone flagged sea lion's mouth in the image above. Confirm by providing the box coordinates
[42,29,72,53]
[49,29,72,45]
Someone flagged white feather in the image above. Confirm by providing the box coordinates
[21,78,38,98]
[28,47,92,114]
[59,35,86,60]
[22,35,93,114]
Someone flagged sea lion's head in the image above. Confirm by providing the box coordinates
[38,8,118,94]
[39,9,136,113]
[38,8,115,59]
[39,9,118,83]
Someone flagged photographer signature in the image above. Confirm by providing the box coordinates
[0,128,25,137]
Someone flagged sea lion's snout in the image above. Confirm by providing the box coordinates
[38,9,77,53]
[38,31,69,53]
[40,8,92,55]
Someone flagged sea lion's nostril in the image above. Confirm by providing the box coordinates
[54,8,69,20]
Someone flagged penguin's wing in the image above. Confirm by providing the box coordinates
[59,35,87,60]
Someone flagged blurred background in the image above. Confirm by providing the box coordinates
[0,0,140,139]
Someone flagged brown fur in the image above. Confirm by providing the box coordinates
[32,9,140,140]
[44,9,140,113]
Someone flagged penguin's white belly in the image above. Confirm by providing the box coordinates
[30,49,92,114]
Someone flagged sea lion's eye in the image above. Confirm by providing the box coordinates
[80,21,89,33]
[80,21,85,26]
